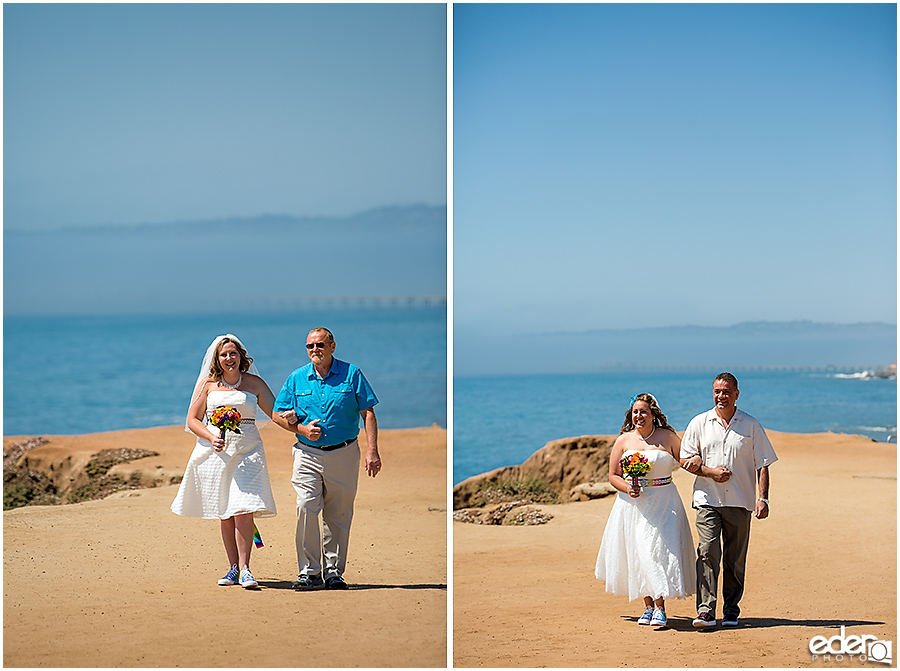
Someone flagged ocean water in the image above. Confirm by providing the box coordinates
[4,305,446,436]
[453,369,897,484]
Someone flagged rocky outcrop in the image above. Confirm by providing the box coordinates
[453,435,616,510]
[3,438,161,509]
[452,500,555,526]
[870,363,897,379]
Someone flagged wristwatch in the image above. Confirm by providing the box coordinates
[758,498,769,505]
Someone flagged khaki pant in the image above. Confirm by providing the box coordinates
[291,441,360,579]
[695,505,752,620]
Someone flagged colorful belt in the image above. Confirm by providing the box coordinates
[635,476,672,487]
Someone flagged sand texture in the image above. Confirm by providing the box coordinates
[453,431,896,668]
[4,424,447,668]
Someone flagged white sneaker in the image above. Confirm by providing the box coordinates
[217,564,239,586]
[692,612,717,628]
[637,606,654,625]
[650,608,667,627]
[239,567,258,588]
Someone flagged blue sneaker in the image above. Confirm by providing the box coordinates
[650,608,667,627]
[637,606,654,625]
[217,564,239,586]
[239,567,258,589]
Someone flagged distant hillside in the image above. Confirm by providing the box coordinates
[4,205,446,316]
[454,321,897,375]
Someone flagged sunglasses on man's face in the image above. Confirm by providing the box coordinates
[306,341,332,350]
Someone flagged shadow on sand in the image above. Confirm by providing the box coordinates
[621,615,885,632]
[257,580,447,591]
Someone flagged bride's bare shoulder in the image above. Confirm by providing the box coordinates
[611,432,633,451]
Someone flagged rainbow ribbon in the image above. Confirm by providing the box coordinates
[253,525,264,549]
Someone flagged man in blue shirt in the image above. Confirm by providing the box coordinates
[272,327,381,590]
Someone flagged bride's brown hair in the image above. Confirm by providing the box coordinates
[619,393,677,435]
[208,337,253,379]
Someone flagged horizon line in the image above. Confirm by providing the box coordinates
[4,202,449,234]
[455,364,897,378]
[521,319,898,335]
[4,295,448,319]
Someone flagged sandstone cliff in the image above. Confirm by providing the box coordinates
[453,435,617,510]
[4,435,165,509]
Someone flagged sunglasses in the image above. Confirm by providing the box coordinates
[306,341,332,350]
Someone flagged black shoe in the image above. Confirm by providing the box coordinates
[324,575,349,590]
[292,574,324,590]
[692,611,717,628]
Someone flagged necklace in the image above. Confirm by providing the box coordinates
[220,373,242,390]
[636,425,656,442]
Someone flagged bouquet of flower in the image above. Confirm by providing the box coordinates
[209,405,242,440]
[620,452,651,487]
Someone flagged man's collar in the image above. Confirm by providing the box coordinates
[707,407,742,423]
[307,358,339,379]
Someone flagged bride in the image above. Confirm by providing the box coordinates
[171,334,287,590]
[594,393,697,628]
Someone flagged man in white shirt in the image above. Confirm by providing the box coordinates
[680,373,777,628]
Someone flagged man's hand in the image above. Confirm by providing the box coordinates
[754,499,769,519]
[301,418,323,442]
[360,407,379,477]
[365,448,382,478]
[280,409,298,425]
[682,455,702,473]
[708,466,732,483]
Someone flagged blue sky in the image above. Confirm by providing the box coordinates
[454,3,896,335]
[4,3,446,230]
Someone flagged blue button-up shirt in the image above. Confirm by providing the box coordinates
[273,358,378,447]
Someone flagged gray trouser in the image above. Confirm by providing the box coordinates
[291,441,360,578]
[695,505,752,619]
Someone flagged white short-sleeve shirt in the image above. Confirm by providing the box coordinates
[681,408,778,511]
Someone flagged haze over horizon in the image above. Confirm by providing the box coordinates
[452,320,896,377]
[4,205,447,317]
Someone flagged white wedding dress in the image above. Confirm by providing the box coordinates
[171,390,277,520]
[595,449,695,600]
